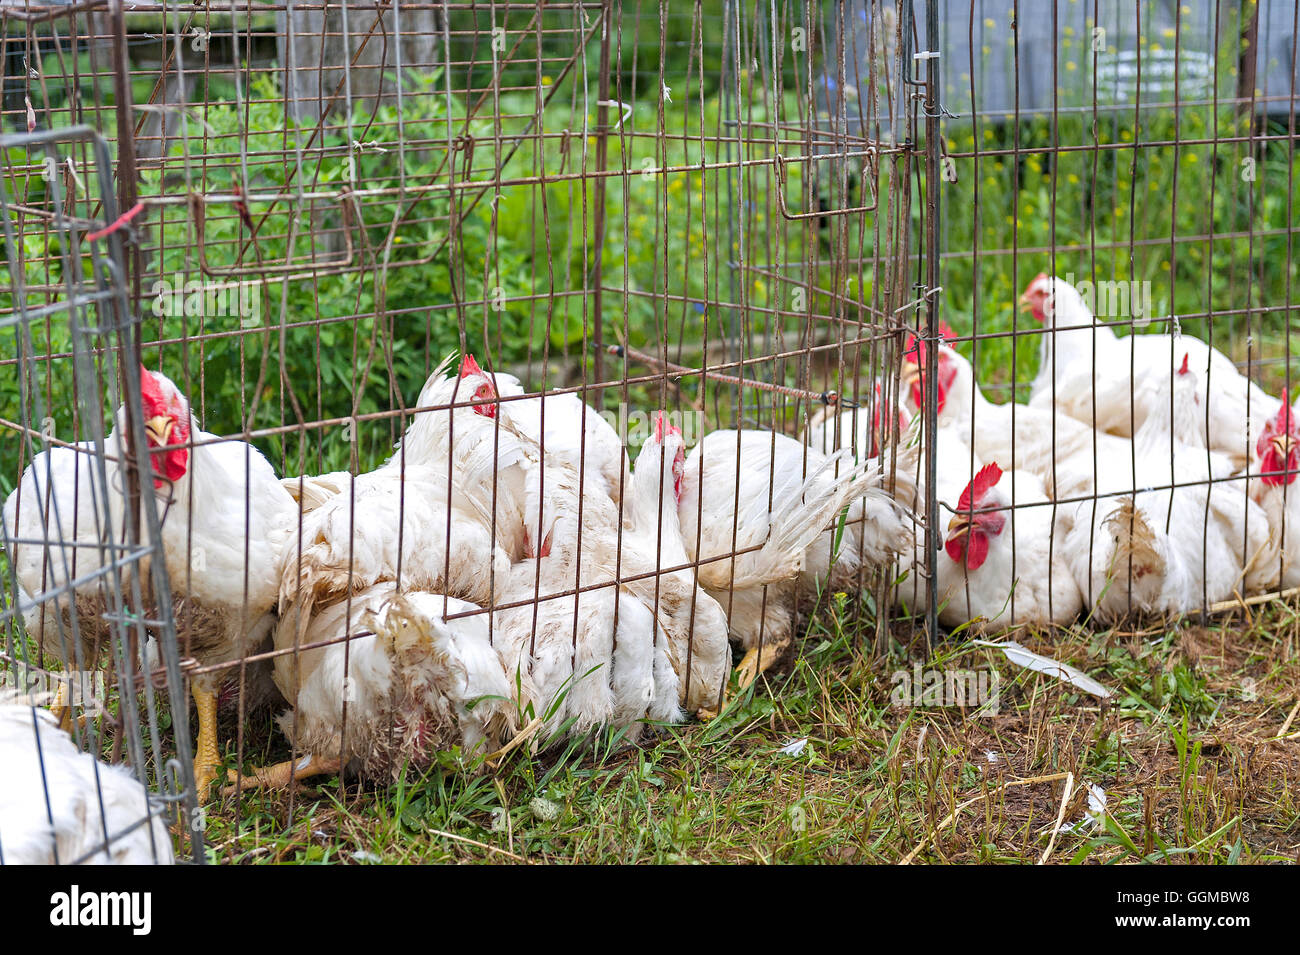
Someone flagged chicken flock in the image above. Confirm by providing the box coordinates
[1,351,908,818]
[867,273,1296,634]
[3,271,1299,863]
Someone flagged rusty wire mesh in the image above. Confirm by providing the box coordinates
[1,0,1297,863]
[1,123,196,863]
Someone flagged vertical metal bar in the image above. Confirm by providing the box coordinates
[103,8,151,773]
[591,0,613,386]
[723,0,740,420]
[1236,0,1260,128]
[920,0,941,647]
[108,0,141,311]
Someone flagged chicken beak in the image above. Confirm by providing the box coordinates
[946,513,970,538]
[902,362,921,389]
[1272,434,1296,460]
[144,415,174,447]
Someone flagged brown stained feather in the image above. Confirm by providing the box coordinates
[365,596,515,780]
[1104,496,1163,582]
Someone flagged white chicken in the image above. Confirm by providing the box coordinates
[1022,273,1280,467]
[4,440,119,712]
[269,355,680,783]
[904,336,1160,502]
[479,421,684,732]
[936,462,1083,630]
[678,429,912,698]
[395,353,561,561]
[490,574,681,737]
[892,427,980,616]
[231,586,518,790]
[802,381,912,461]
[1022,273,1127,432]
[4,368,298,794]
[0,700,173,864]
[1247,391,1300,588]
[622,413,732,714]
[489,364,631,507]
[1057,357,1274,620]
[279,462,514,637]
[253,552,680,791]
[279,353,538,638]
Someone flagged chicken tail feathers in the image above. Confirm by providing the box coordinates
[364,595,516,758]
[280,471,352,514]
[697,451,907,592]
[1099,496,1165,617]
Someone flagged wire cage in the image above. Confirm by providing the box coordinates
[917,0,1299,634]
[1,0,1297,864]
[0,124,198,863]
[0,0,929,859]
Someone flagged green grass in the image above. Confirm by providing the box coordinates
[192,598,1300,865]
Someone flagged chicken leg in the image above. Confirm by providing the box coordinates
[697,634,792,720]
[50,681,75,734]
[192,683,220,796]
[220,754,340,797]
[49,679,89,734]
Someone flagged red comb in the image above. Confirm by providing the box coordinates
[459,354,483,379]
[139,365,163,405]
[653,411,681,441]
[957,462,1002,513]
[1025,271,1048,293]
[1256,389,1296,459]
[1177,353,1190,376]
[904,324,955,364]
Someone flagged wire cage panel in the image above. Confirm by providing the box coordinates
[0,0,936,827]
[0,124,200,864]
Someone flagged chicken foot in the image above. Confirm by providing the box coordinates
[50,682,76,734]
[697,634,792,720]
[49,679,94,734]
[220,754,341,797]
[192,683,221,796]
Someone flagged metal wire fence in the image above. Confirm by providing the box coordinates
[0,0,1296,863]
[1,123,197,863]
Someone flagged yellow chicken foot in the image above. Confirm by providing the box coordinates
[220,754,340,797]
[191,684,221,797]
[50,681,75,734]
[734,636,791,692]
[697,636,793,720]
